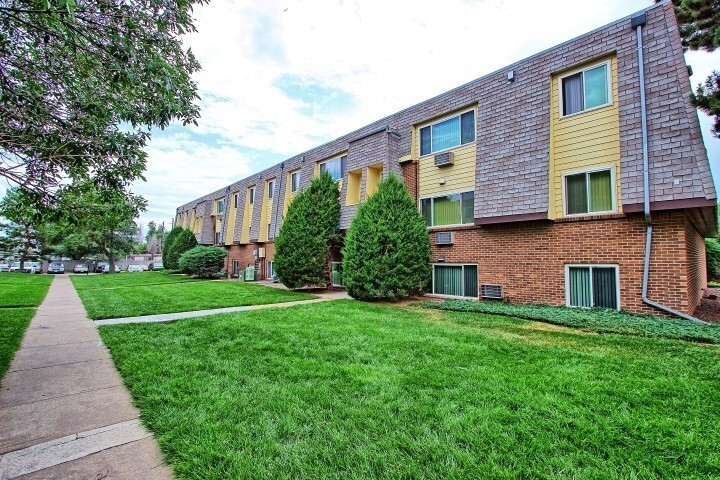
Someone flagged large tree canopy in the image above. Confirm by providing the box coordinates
[0,0,204,200]
[672,0,720,136]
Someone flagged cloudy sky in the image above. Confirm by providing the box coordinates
[133,0,720,229]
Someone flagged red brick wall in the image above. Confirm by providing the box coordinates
[685,217,707,314]
[225,243,276,280]
[400,161,418,202]
[429,211,693,316]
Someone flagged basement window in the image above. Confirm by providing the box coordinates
[565,265,619,310]
[431,264,478,298]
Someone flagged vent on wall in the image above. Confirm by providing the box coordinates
[481,284,503,299]
[435,232,454,245]
[434,151,454,167]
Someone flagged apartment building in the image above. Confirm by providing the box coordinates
[175,1,716,317]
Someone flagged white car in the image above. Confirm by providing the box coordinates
[8,262,21,272]
[126,264,144,272]
[101,264,121,273]
[48,262,65,274]
[73,264,89,274]
[0,263,9,272]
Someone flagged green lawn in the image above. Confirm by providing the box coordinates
[71,273,314,319]
[0,273,53,379]
[0,273,53,308]
[100,301,720,479]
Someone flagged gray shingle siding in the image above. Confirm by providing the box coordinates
[176,1,714,244]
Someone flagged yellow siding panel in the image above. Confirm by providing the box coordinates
[418,143,476,197]
[225,193,237,245]
[549,56,621,218]
[240,187,254,244]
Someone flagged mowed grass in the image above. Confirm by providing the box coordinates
[0,309,36,379]
[0,273,53,308]
[100,301,720,479]
[70,272,314,319]
[0,273,52,379]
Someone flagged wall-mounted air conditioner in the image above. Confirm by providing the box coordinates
[481,284,503,300]
[434,151,454,167]
[435,232,454,245]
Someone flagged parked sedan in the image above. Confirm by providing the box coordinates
[148,262,164,271]
[73,264,89,274]
[47,262,65,274]
[0,263,9,272]
[94,262,108,273]
[126,264,144,272]
[101,264,121,273]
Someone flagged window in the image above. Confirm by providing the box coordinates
[319,155,347,181]
[566,265,619,310]
[233,193,239,209]
[215,231,222,245]
[290,171,301,193]
[331,262,343,286]
[248,187,255,205]
[420,110,475,156]
[216,200,225,214]
[267,180,275,199]
[267,223,272,239]
[564,168,613,215]
[267,260,275,280]
[431,264,478,298]
[420,192,474,226]
[232,259,239,276]
[561,63,610,116]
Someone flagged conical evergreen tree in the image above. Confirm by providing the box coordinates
[162,226,183,267]
[275,171,341,289]
[165,229,197,270]
[343,174,431,300]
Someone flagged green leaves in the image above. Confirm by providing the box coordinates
[275,171,341,289]
[343,174,431,301]
[0,0,204,202]
[178,246,225,278]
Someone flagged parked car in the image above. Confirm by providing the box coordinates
[0,263,10,272]
[94,262,108,273]
[102,264,121,273]
[149,262,164,271]
[10,261,41,273]
[101,264,121,273]
[47,262,65,274]
[8,262,21,272]
[126,264,144,272]
[73,264,89,274]
[141,265,149,271]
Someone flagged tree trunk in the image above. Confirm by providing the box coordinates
[102,245,116,274]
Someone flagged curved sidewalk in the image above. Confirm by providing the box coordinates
[0,275,172,479]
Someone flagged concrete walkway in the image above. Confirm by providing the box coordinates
[0,276,172,480]
[94,290,350,326]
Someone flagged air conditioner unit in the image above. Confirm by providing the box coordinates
[258,248,266,258]
[434,232,454,245]
[434,151,454,167]
[481,284,503,300]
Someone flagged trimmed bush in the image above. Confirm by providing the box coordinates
[274,171,341,289]
[421,300,720,344]
[705,238,720,279]
[343,174,431,301]
[165,229,197,270]
[162,226,183,267]
[178,246,226,278]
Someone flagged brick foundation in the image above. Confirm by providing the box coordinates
[429,211,700,316]
[225,243,276,280]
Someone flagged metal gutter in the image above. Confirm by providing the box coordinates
[633,14,707,324]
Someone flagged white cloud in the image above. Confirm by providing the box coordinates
[140,0,720,226]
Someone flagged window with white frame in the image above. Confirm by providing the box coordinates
[216,199,225,214]
[319,155,347,181]
[564,168,614,216]
[430,264,478,298]
[214,231,222,245]
[420,192,474,226]
[290,171,301,193]
[267,180,275,199]
[420,110,475,156]
[561,62,610,116]
[565,265,619,310]
[248,187,255,205]
[267,260,275,280]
